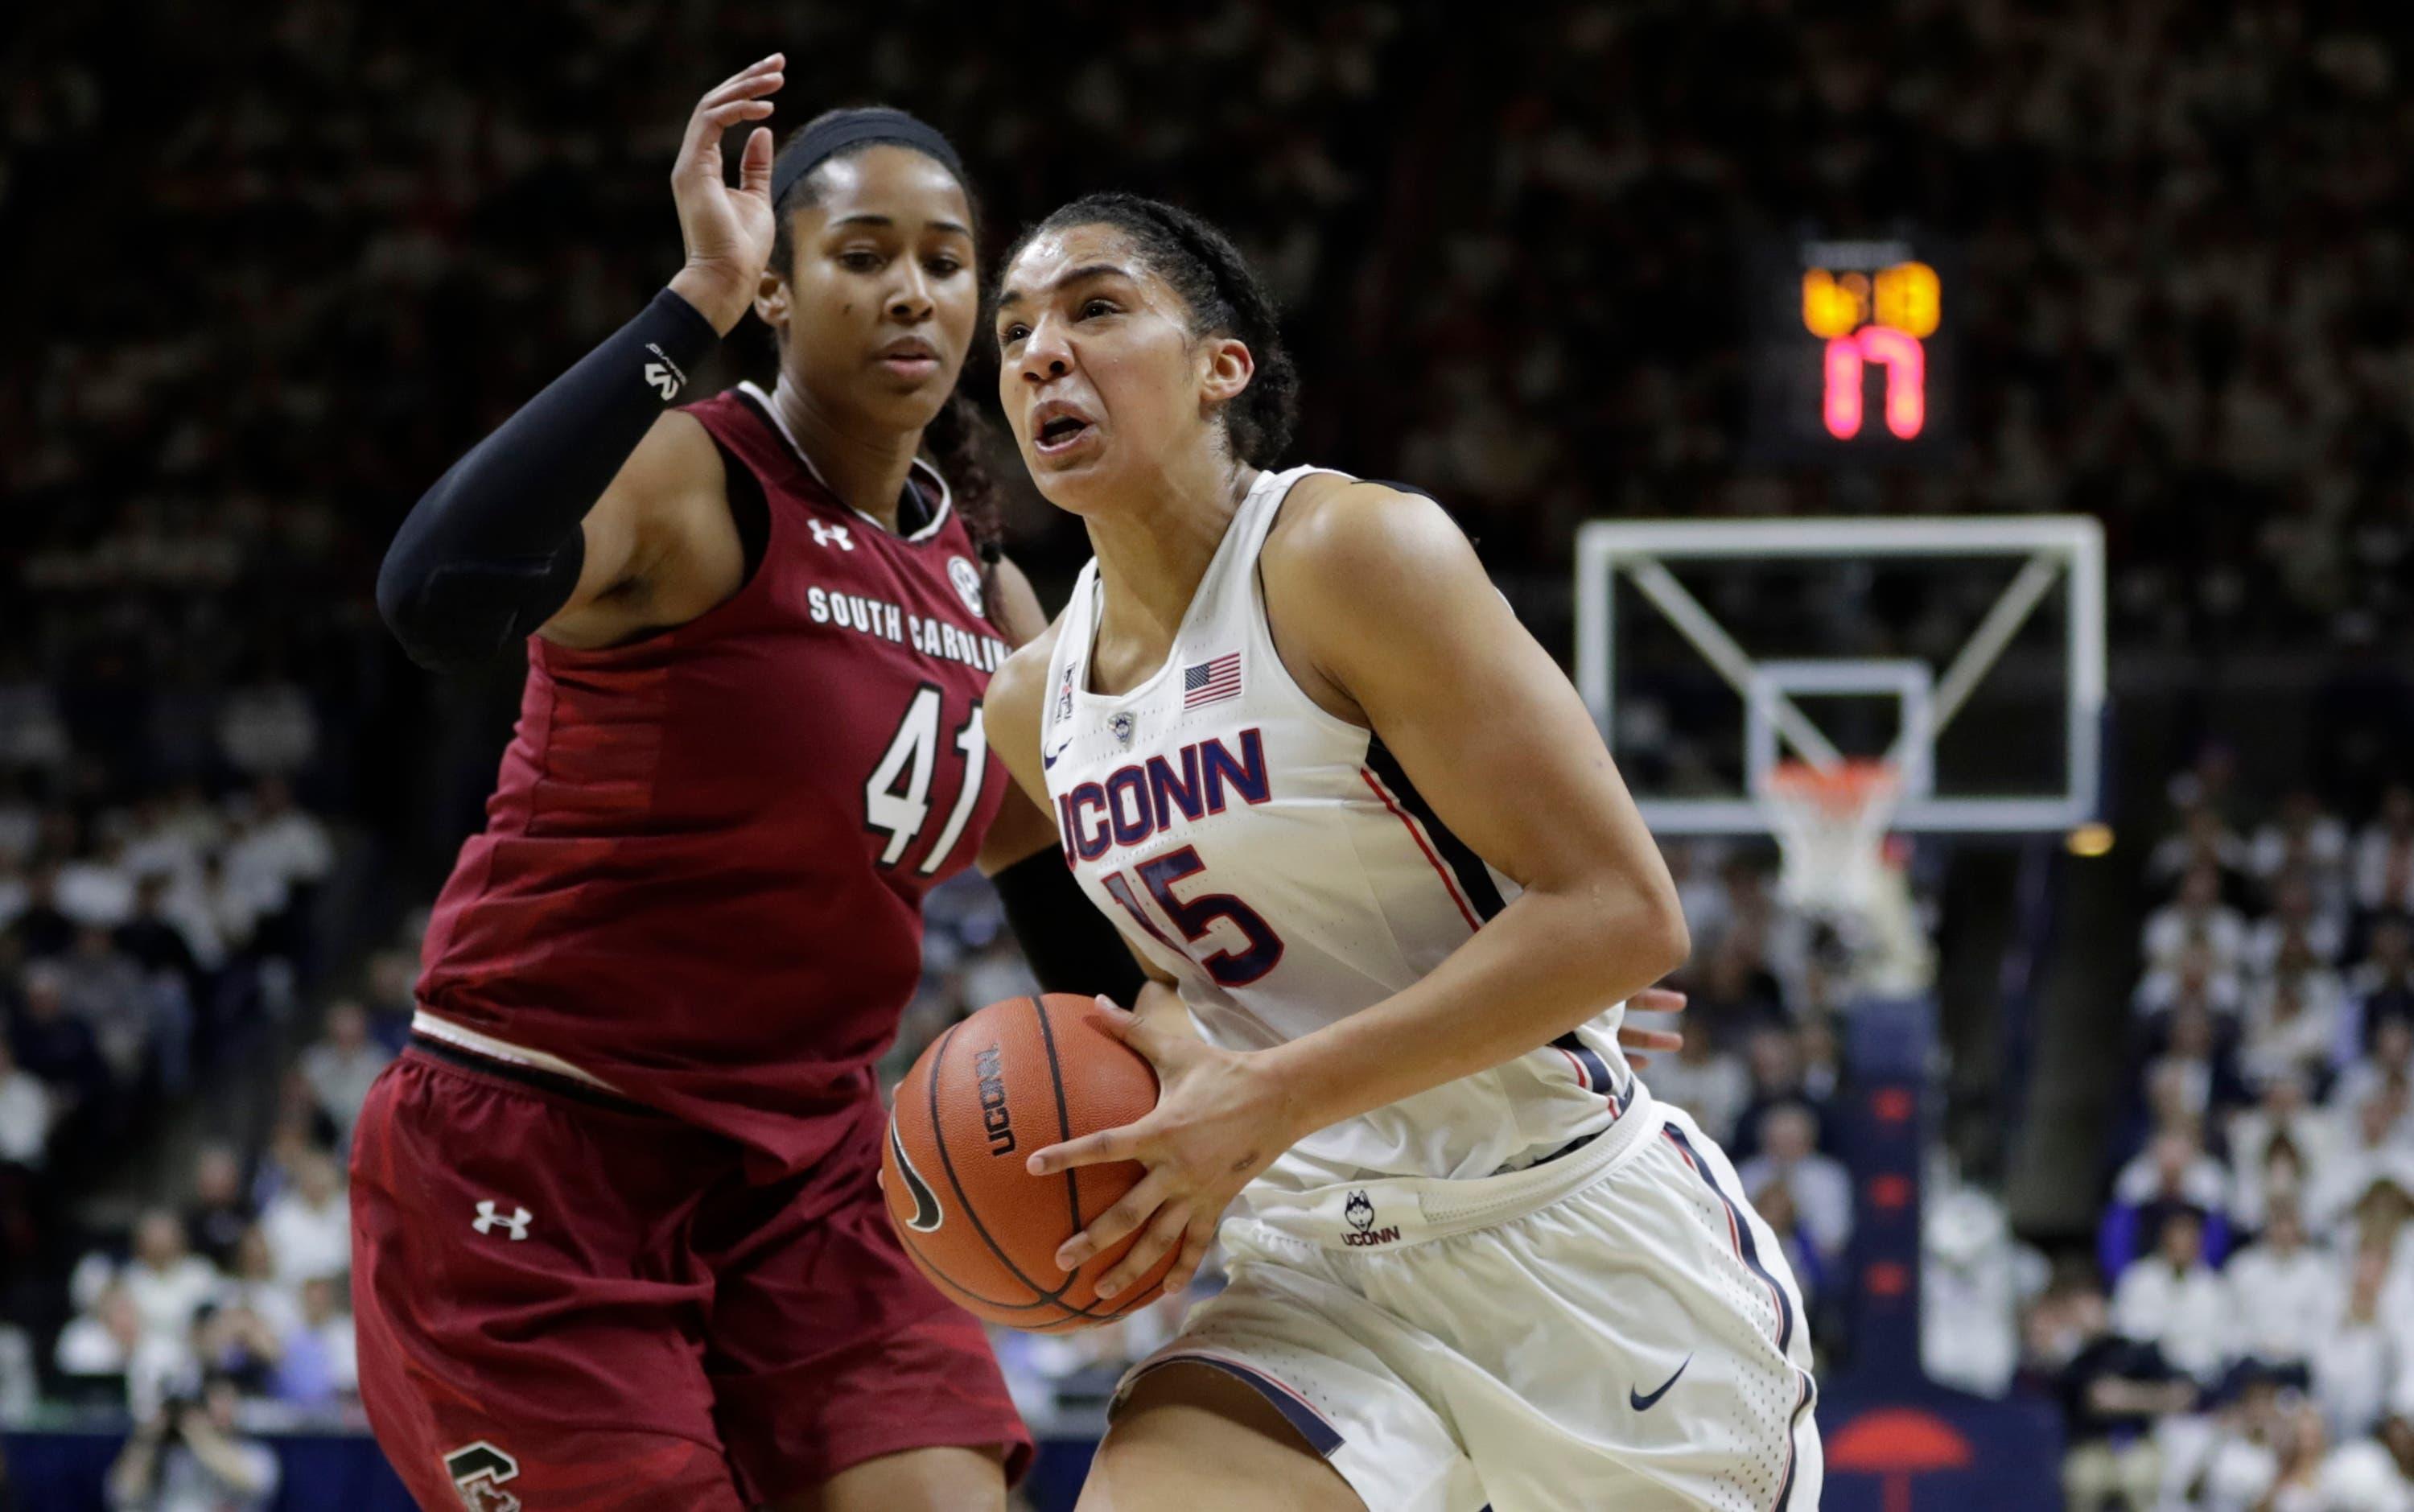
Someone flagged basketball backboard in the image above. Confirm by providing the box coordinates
[1575,517,2106,835]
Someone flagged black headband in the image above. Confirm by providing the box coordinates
[770,109,966,209]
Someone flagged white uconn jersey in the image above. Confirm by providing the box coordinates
[1041,464,1646,1193]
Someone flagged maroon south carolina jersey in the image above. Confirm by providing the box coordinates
[414,382,1012,1175]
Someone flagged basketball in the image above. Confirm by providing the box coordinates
[882,993,1180,1331]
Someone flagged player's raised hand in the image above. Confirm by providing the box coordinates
[1616,985,1687,1068]
[1025,997,1304,1302]
[666,54,784,334]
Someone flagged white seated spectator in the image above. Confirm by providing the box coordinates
[159,851,251,974]
[2246,972,2347,1089]
[216,1228,301,1341]
[121,1209,220,1346]
[2245,872,2350,973]
[2252,790,2353,888]
[2231,1073,2340,1230]
[2314,1437,2413,1512]
[2144,863,2250,974]
[117,795,204,891]
[0,674,71,768]
[2226,1201,2334,1368]
[2150,805,2250,890]
[2334,1020,2414,1136]
[299,1000,393,1143]
[1736,1102,1852,1266]
[0,1040,55,1168]
[227,777,332,904]
[2357,786,2414,916]
[2135,940,2245,1020]
[2316,1241,2403,1443]
[2198,1368,2297,1512]
[57,832,138,929]
[2142,1003,2235,1124]
[1642,1026,1749,1146]
[1922,1182,2031,1397]
[2310,1093,2414,1232]
[105,1373,282,1512]
[56,1283,188,1419]
[2112,1205,2230,1383]
[2114,1124,2235,1222]
[259,1151,350,1292]
[0,1320,35,1421]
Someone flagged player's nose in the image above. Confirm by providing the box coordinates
[887,264,933,322]
[1015,317,1073,384]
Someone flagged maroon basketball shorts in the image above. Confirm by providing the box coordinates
[349,1041,1032,1510]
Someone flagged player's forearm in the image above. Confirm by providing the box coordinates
[1260,882,1687,1136]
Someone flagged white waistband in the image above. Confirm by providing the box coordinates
[1234,1085,1662,1252]
[411,1010,624,1094]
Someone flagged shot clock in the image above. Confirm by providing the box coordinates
[1746,235,1960,463]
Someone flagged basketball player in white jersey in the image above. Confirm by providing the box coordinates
[982,193,1821,1512]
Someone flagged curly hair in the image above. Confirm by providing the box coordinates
[999,192,1300,468]
[764,109,1004,577]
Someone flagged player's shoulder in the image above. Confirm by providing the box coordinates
[1265,471,1479,604]
[987,612,1067,744]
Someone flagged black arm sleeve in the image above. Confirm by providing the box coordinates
[376,288,721,672]
[992,847,1150,1003]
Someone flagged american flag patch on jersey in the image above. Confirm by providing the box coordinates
[1183,652,1242,708]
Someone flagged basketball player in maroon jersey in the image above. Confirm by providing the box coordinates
[353,60,1134,1511]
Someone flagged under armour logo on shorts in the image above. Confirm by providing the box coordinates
[472,1201,532,1241]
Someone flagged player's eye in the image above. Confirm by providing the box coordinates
[999,322,1029,345]
[1078,299,1118,320]
[925,256,962,278]
[838,249,884,272]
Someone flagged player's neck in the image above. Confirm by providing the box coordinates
[772,377,918,534]
[1086,455,1259,680]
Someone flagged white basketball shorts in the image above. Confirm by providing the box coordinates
[1113,1098,1823,1511]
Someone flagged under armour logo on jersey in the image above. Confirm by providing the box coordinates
[641,342,686,402]
[444,1440,522,1510]
[472,1201,532,1241]
[810,521,857,551]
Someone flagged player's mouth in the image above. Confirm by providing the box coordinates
[1031,400,1098,459]
[875,336,942,381]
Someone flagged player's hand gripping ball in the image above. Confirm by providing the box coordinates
[882,993,1179,1331]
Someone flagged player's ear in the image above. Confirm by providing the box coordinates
[754,265,789,336]
[1197,336,1255,410]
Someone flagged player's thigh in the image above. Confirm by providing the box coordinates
[350,1051,742,1510]
[1081,1362,1364,1512]
[696,1100,1031,1502]
[760,1444,1006,1512]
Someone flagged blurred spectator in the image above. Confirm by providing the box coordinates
[57,925,162,1087]
[1729,1027,1822,1161]
[2244,872,2347,973]
[2223,1201,2332,1371]
[1645,1023,1749,1146]
[2356,788,2414,916]
[187,1302,281,1399]
[183,1146,253,1271]
[2056,1282,2194,1512]
[1736,1102,1852,1269]
[2251,792,2352,893]
[2144,865,2249,975]
[2149,808,2250,892]
[2135,941,2246,1020]
[58,834,138,930]
[4,866,74,962]
[2345,916,2414,1057]
[2310,1095,2413,1233]
[298,1001,391,1144]
[268,1275,356,1409]
[215,1229,299,1343]
[257,1152,348,1292]
[121,1210,218,1347]
[117,874,202,996]
[0,1041,53,1170]
[105,1374,280,1512]
[2229,1073,2334,1232]
[2313,1242,2401,1444]
[10,962,109,1114]
[2111,1206,2227,1384]
[2245,971,2345,1090]
[55,1285,183,1419]
[1749,1180,1826,1311]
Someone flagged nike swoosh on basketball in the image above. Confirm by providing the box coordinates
[888,1123,944,1232]
[1629,1354,1691,1411]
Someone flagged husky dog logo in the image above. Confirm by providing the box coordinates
[1341,1189,1401,1247]
[888,1122,944,1232]
[1110,711,1135,748]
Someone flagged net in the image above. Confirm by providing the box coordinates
[1757,758,1901,917]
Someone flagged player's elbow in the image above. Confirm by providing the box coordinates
[1633,886,1691,980]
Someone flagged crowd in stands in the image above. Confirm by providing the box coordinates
[2026,760,2414,1510]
